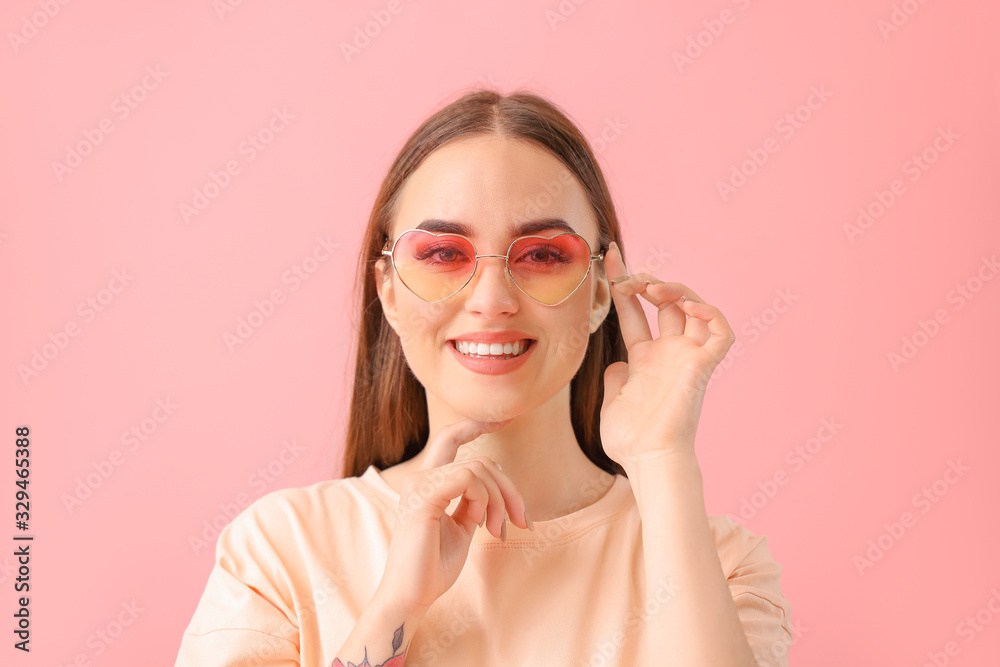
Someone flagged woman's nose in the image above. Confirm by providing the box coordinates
[463,257,520,314]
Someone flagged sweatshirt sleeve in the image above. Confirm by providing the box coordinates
[175,494,302,666]
[711,516,795,667]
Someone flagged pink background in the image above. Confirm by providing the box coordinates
[3,0,999,664]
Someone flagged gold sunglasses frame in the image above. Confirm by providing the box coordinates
[381,229,605,306]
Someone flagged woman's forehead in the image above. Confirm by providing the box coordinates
[392,137,597,242]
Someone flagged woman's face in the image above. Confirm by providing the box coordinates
[374,134,612,423]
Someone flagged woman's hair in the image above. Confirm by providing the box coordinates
[342,87,629,479]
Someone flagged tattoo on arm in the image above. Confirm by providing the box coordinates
[330,623,409,667]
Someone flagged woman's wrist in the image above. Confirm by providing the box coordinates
[369,584,430,627]
[333,589,427,667]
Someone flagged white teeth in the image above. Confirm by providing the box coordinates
[455,339,530,358]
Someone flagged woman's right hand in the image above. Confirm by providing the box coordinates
[372,418,531,618]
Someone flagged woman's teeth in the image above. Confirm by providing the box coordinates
[454,339,530,358]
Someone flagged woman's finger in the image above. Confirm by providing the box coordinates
[406,458,527,538]
[677,298,736,361]
[627,279,707,339]
[418,418,513,471]
[606,243,653,349]
[402,464,490,529]
[457,459,507,537]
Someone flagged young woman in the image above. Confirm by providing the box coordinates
[175,89,793,667]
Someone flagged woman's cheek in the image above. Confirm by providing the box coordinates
[395,298,441,346]
[551,316,592,368]
[394,304,440,373]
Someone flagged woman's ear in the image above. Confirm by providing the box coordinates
[590,264,612,334]
[374,257,401,336]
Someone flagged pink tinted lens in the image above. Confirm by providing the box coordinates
[508,234,593,305]
[392,231,476,301]
[391,230,594,304]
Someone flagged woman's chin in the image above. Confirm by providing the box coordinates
[451,404,523,425]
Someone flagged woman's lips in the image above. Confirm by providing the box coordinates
[447,339,535,375]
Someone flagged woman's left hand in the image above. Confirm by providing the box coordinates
[599,241,736,468]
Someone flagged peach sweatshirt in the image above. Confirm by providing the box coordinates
[176,464,793,666]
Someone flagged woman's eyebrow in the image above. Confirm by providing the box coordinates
[414,218,577,237]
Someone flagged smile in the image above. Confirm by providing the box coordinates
[447,339,536,375]
[453,339,532,359]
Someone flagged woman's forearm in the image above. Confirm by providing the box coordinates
[624,449,757,666]
[332,591,426,667]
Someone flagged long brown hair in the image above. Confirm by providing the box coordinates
[342,87,628,479]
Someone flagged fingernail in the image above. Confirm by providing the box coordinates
[500,518,507,542]
[612,242,627,271]
[609,274,630,285]
[524,509,534,531]
[495,461,503,471]
[679,296,701,303]
[480,513,487,527]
